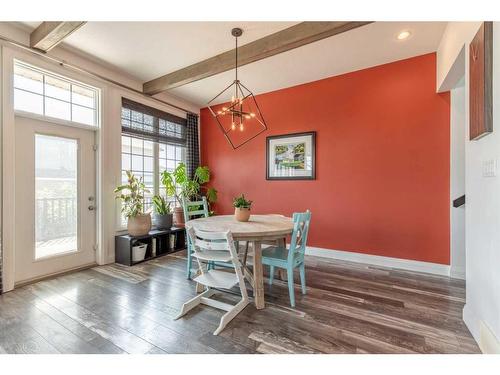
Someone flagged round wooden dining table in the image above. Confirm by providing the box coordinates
[185,214,294,309]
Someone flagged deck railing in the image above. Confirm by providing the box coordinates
[35,197,77,241]
[37,197,158,240]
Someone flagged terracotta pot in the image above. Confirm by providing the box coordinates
[174,207,185,226]
[127,213,152,237]
[234,207,251,222]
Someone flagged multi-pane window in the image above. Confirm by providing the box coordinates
[13,60,99,127]
[120,101,187,226]
[121,135,155,212]
[120,137,186,225]
[159,142,186,207]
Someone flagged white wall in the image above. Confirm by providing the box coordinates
[464,22,500,353]
[450,79,466,279]
[438,21,500,353]
[437,22,482,92]
[0,23,200,291]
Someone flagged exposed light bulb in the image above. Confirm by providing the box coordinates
[239,123,244,131]
[217,111,222,115]
[245,115,251,119]
[250,113,255,117]
[231,122,236,130]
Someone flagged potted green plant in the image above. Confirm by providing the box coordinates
[161,163,218,224]
[233,194,253,222]
[114,170,152,237]
[152,195,172,230]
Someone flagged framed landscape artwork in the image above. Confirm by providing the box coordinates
[469,21,493,140]
[266,131,316,180]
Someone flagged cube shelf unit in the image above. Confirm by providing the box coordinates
[115,227,186,266]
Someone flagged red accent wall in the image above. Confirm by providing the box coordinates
[200,53,450,264]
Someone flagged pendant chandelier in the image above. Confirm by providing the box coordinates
[207,28,268,149]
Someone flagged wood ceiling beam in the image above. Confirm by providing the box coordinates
[30,21,86,52]
[143,21,372,95]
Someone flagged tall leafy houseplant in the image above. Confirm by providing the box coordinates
[161,163,218,223]
[114,170,152,236]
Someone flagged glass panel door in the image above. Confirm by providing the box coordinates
[35,134,78,259]
[14,115,96,284]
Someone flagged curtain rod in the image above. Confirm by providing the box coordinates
[0,34,197,116]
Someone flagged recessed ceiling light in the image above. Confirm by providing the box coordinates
[397,30,411,40]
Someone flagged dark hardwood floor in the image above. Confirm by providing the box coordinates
[0,251,480,354]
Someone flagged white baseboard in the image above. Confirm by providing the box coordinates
[463,304,500,354]
[305,246,451,277]
[463,304,478,340]
[450,265,466,280]
[479,321,500,354]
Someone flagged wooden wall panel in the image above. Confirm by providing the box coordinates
[469,22,493,140]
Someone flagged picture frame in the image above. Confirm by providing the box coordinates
[266,131,316,180]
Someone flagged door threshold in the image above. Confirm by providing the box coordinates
[14,262,98,289]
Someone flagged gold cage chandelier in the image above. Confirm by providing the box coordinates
[207,28,268,149]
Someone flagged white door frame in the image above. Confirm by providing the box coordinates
[1,45,107,291]
[14,117,97,283]
[442,46,467,280]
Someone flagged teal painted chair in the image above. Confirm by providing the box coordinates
[262,211,312,307]
[183,196,209,279]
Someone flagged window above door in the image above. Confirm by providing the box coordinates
[13,60,100,127]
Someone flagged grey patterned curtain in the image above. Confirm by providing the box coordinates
[186,113,200,179]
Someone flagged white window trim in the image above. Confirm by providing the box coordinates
[13,59,101,128]
[14,110,99,132]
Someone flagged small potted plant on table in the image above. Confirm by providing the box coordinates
[152,195,173,230]
[114,170,152,237]
[233,194,253,222]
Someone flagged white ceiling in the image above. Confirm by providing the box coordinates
[19,21,447,106]
[21,21,297,80]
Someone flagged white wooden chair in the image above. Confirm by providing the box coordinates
[174,227,249,335]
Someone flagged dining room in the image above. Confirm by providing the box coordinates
[1,2,500,370]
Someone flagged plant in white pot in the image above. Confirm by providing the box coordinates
[152,195,172,230]
[161,163,218,224]
[233,194,253,222]
[114,170,152,237]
